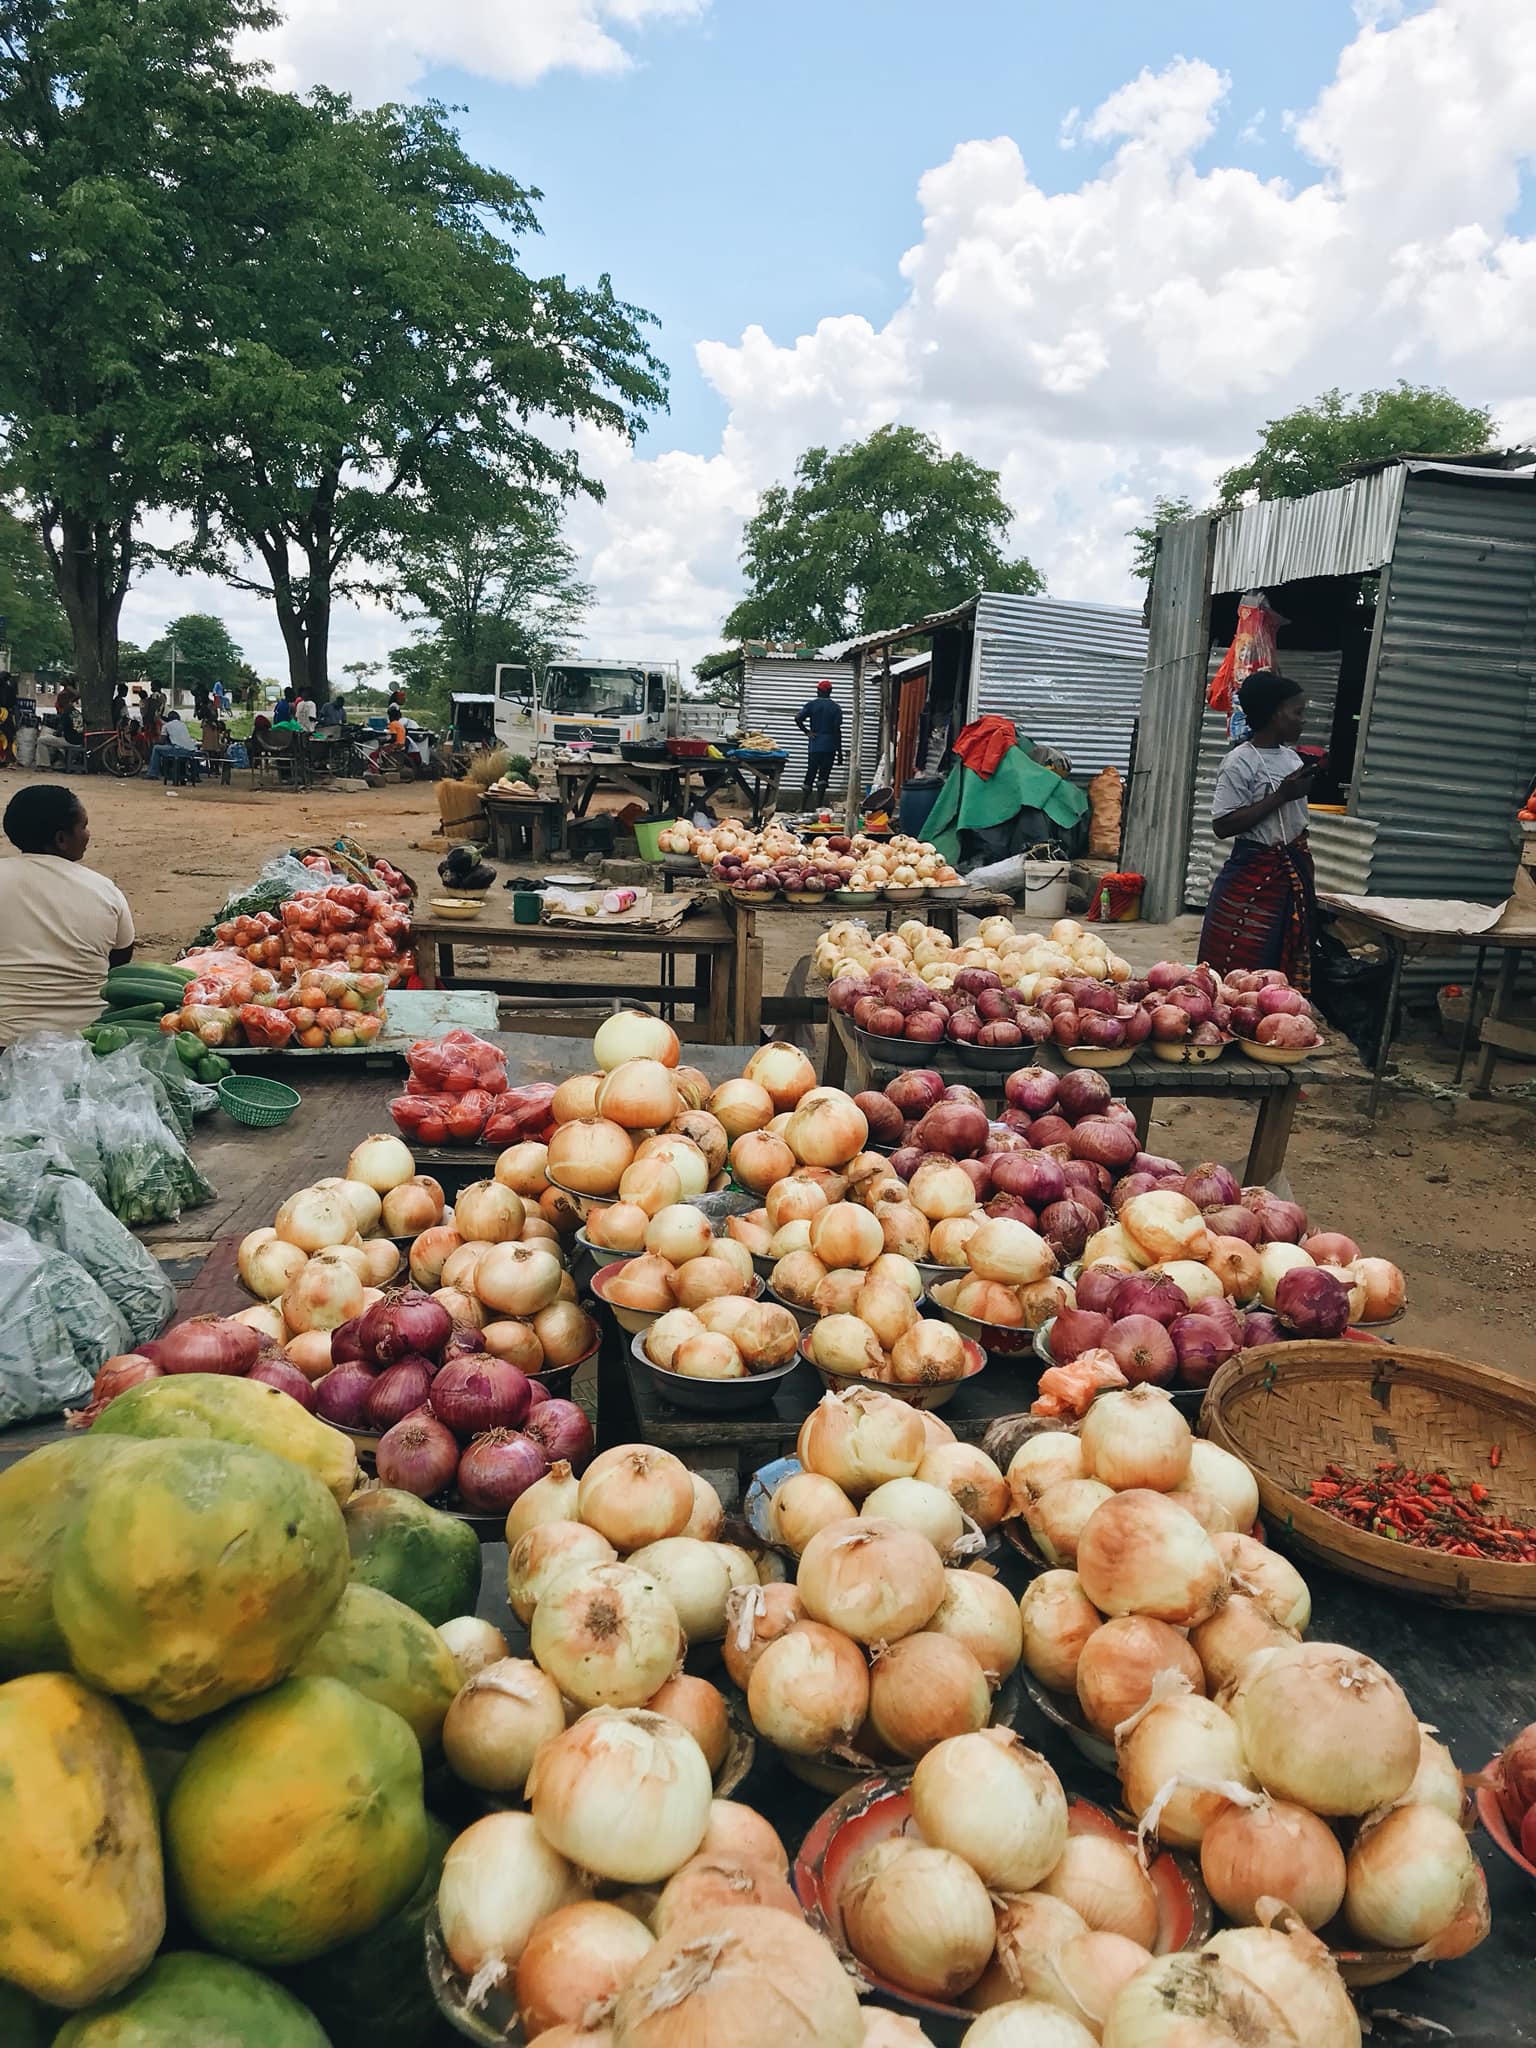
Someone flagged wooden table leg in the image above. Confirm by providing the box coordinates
[595,1316,638,1451]
[417,940,440,990]
[824,1014,849,1088]
[741,939,763,1045]
[1123,1089,1155,1148]
[707,944,733,1044]
[928,902,959,944]
[1470,949,1521,1097]
[1245,1084,1299,1184]
[1366,934,1404,1120]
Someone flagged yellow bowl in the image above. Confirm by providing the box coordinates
[429,896,485,921]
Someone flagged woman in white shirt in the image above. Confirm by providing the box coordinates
[0,785,135,1046]
[1199,670,1320,989]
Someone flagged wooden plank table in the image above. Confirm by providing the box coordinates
[824,1009,1347,1185]
[556,754,787,830]
[410,890,756,1042]
[481,791,567,862]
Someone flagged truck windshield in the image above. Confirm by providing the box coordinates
[544,667,644,718]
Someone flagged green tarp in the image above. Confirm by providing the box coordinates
[923,744,1087,865]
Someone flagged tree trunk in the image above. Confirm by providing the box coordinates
[302,562,331,704]
[41,509,131,725]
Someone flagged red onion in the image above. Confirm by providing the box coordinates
[525,1376,551,1410]
[1229,1003,1262,1039]
[92,1352,163,1403]
[1040,1199,1097,1261]
[890,979,935,1016]
[904,1011,946,1043]
[1076,1013,1126,1049]
[1182,1162,1239,1210]
[1170,987,1213,1025]
[957,1157,994,1199]
[986,1193,1038,1226]
[885,1069,946,1115]
[1493,1725,1536,1832]
[1055,1070,1111,1123]
[1061,1159,1111,1198]
[890,1146,925,1182]
[1069,1118,1139,1170]
[990,1152,1067,1209]
[1075,1266,1127,1316]
[313,1361,377,1428]
[976,988,1013,1022]
[523,1397,595,1472]
[1189,1021,1227,1047]
[248,1357,318,1409]
[1198,1296,1245,1343]
[1109,1272,1189,1326]
[943,1083,985,1108]
[868,1005,907,1037]
[1027,1115,1073,1150]
[1145,961,1188,992]
[1274,1266,1352,1339]
[1149,1005,1190,1042]
[1169,1314,1239,1387]
[329,1316,368,1366]
[1005,1067,1059,1115]
[441,1326,486,1363]
[946,1009,982,1044]
[977,1019,1024,1048]
[1103,1314,1177,1385]
[1120,1005,1153,1045]
[915,1101,990,1159]
[1049,1305,1112,1362]
[1203,1203,1260,1245]
[1015,1008,1052,1044]
[1112,1171,1165,1211]
[155,1316,261,1378]
[1302,1231,1361,1265]
[1052,1012,1081,1046]
[376,1411,460,1498]
[953,968,1001,996]
[1103,1102,1139,1130]
[1241,1190,1308,1243]
[358,1286,453,1366]
[1241,1310,1288,1346]
[367,1358,435,1430]
[1257,984,1308,1016]
[827,974,871,1014]
[431,1354,532,1438]
[854,1091,905,1146]
[457,1429,549,1512]
[852,996,885,1031]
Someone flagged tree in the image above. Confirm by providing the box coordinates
[141,612,245,695]
[1127,494,1196,582]
[0,505,71,670]
[722,425,1043,646]
[180,90,665,700]
[0,0,275,719]
[1217,385,1496,506]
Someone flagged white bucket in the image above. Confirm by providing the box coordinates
[1021,858,1069,920]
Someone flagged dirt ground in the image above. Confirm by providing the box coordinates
[6,766,1533,1380]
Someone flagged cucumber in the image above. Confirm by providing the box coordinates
[101,975,190,1007]
[97,1001,170,1025]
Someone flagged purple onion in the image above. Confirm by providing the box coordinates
[248,1357,317,1409]
[1040,1198,1098,1261]
[1242,1310,1289,1346]
[313,1361,376,1428]
[430,1354,532,1439]
[1169,1313,1240,1388]
[1274,1266,1352,1339]
[1204,1203,1261,1246]
[1055,1069,1112,1123]
[1241,1190,1309,1244]
[456,1429,549,1512]
[359,1286,453,1366]
[329,1316,368,1366]
[1109,1272,1190,1327]
[1004,1066,1059,1116]
[366,1358,434,1431]
[376,1411,459,1498]
[524,1397,595,1472]
[990,1152,1067,1209]
[1133,1152,1184,1181]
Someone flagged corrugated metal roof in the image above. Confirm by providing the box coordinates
[821,597,981,662]
[1121,515,1215,920]
[1211,468,1407,593]
[968,592,1147,782]
[738,655,877,795]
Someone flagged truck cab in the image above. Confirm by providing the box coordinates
[493,659,681,759]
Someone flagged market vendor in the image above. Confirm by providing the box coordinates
[0,784,134,1047]
[795,678,844,808]
[1199,668,1320,990]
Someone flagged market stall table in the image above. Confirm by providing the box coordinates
[824,1008,1348,1185]
[480,789,567,862]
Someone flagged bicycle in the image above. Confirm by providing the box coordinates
[94,720,151,778]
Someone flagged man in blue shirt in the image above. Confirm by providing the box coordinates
[795,679,844,807]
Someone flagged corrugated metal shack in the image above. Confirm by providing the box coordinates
[708,648,866,798]
[1124,455,1536,996]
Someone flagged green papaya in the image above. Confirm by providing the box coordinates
[92,1371,358,1504]
[0,1436,152,1676]
[53,1439,348,1723]
[343,1485,482,1626]
[292,1582,460,1749]
[52,1951,330,2047]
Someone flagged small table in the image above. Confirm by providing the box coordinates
[481,791,567,863]
[409,891,756,1042]
[825,1011,1341,1185]
[556,757,690,820]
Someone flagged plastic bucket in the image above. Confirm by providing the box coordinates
[1021,858,1069,919]
[633,817,676,862]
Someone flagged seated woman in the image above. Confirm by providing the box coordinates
[0,785,135,1047]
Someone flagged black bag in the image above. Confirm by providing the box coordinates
[1312,915,1393,1065]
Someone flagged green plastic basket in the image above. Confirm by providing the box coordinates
[217,1074,301,1127]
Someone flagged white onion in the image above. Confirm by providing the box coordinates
[1006,1431,1085,1512]
[1257,1240,1314,1307]
[716,1543,762,1591]
[1203,1925,1361,2048]
[697,1799,789,1878]
[1026,1479,1114,1567]
[281,1257,364,1334]
[626,1537,734,1641]
[682,1472,725,1542]
[991,1933,1151,2040]
[1039,1834,1158,1947]
[346,1132,417,1193]
[1120,1189,1211,1264]
[442,1657,568,1793]
[810,1312,886,1378]
[1020,1570,1102,1692]
[578,1446,695,1551]
[315,1174,384,1235]
[437,1812,585,2003]
[506,1461,582,1544]
[989,1893,1089,1996]
[507,1520,617,1625]
[1079,1386,1192,1492]
[842,1840,996,1999]
[798,1517,945,1644]
[853,1277,918,1350]
[909,1160,981,1222]
[238,1227,308,1299]
[746,1621,869,1755]
[1227,1642,1419,1816]
[1344,1802,1480,1949]
[530,1562,684,1710]
[1075,1490,1227,1626]
[477,1240,563,1317]
[860,1477,965,1556]
[645,1308,706,1370]
[866,1632,990,1759]
[437,1616,510,1683]
[1101,1951,1301,2048]
[966,1216,1055,1287]
[1117,1693,1254,1848]
[653,1853,800,1938]
[598,1058,682,1132]
[1369,1726,1465,1825]
[767,1177,828,1229]
[911,1727,1067,1891]
[1076,1616,1205,1738]
[455,1178,528,1244]
[915,1444,1009,1530]
[721,1583,806,1689]
[610,1903,864,2048]
[769,1472,856,1553]
[785,1088,868,1167]
[745,1039,818,1111]
[809,1202,885,1270]
[796,1389,924,1497]
[515,1899,655,2039]
[1199,1792,1347,1930]
[232,1301,287,1343]
[595,1010,681,1073]
[960,2000,1101,2047]
[1188,1591,1298,1694]
[1212,1532,1309,1630]
[528,1707,712,1884]
[928,1568,1023,1684]
[644,1674,731,1775]
[1176,1441,1259,1532]
[862,2014,937,2047]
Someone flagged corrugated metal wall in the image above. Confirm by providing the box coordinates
[1212,468,1406,591]
[739,656,874,792]
[969,593,1148,780]
[1121,517,1214,921]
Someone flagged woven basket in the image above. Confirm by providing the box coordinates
[1201,1342,1536,1610]
[218,1075,301,1127]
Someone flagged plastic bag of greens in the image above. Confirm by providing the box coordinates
[0,1135,175,1345]
[136,1035,218,1128]
[95,1087,215,1227]
[0,1033,109,1199]
[191,852,320,944]
[0,1221,95,1426]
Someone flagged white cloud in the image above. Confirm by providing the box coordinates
[254,0,708,102]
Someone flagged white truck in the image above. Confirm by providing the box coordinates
[481,659,731,760]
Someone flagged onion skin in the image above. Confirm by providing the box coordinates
[247,1357,317,1409]
[457,1429,550,1512]
[1075,1488,1227,1626]
[515,1900,655,2039]
[376,1410,460,1498]
[1201,1797,1347,1930]
[1039,1833,1159,1949]
[866,1632,991,1759]
[842,1841,996,1999]
[1076,1613,1206,1737]
[312,1360,377,1428]
[611,1903,865,2048]
[1229,1642,1420,1817]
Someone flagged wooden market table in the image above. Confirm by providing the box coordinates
[557,753,787,829]
[480,790,567,862]
[410,890,759,1042]
[824,1009,1347,1185]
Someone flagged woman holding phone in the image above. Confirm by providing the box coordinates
[1199,668,1320,989]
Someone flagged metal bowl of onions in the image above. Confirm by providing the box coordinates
[797,1327,985,1410]
[629,1329,802,1415]
[927,1277,1041,1359]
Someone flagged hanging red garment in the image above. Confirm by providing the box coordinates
[952,715,1018,780]
[1208,595,1283,714]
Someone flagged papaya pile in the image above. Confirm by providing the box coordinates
[0,1373,478,2039]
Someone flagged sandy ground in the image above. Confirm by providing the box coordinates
[6,766,1534,1379]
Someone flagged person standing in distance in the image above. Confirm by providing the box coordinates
[795,678,844,809]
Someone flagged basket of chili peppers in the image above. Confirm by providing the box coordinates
[1200,1342,1536,1610]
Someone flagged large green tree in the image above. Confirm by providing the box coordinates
[1127,494,1196,582]
[1217,384,1496,505]
[723,425,1043,645]
[0,504,71,669]
[179,91,665,700]
[141,611,245,695]
[0,0,274,719]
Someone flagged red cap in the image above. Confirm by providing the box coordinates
[816,679,833,693]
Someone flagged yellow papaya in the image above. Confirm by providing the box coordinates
[91,1372,358,1504]
[166,1676,428,1966]
[0,1437,151,1676]
[292,1583,460,1750]
[0,1673,165,2008]
[53,1439,349,1723]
